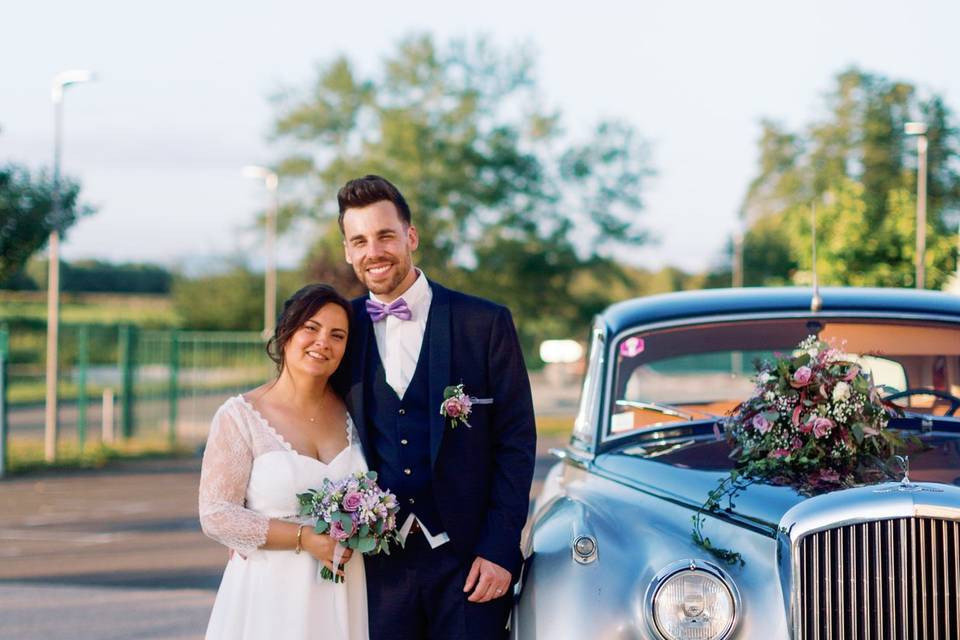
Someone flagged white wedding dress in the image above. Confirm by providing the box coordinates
[199,395,369,640]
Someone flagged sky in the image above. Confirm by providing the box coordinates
[3,0,958,275]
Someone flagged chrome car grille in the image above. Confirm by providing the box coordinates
[797,517,960,639]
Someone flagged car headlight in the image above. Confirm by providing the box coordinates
[645,559,739,640]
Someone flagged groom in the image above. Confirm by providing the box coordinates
[337,175,536,639]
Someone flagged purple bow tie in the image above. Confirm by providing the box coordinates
[366,297,413,322]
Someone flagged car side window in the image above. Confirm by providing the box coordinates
[572,322,605,449]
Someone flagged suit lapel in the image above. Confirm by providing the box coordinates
[349,301,372,456]
[427,281,452,467]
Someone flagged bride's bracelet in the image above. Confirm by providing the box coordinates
[295,524,305,554]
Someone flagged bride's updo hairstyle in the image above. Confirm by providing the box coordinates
[266,283,353,374]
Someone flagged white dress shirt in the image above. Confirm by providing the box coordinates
[369,270,449,548]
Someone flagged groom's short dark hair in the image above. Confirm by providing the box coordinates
[337,175,411,233]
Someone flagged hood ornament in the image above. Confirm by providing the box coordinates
[897,454,912,485]
[874,455,943,493]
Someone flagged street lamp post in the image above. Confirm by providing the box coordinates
[45,69,94,462]
[905,122,928,290]
[242,166,279,338]
[732,220,744,288]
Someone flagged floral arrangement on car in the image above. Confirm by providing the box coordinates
[692,335,903,566]
[298,470,400,583]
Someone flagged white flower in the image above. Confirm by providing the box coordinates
[832,381,851,403]
[807,348,818,358]
[758,371,772,384]
[764,391,775,402]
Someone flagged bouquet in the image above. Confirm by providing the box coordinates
[693,335,902,565]
[723,335,899,487]
[297,470,400,583]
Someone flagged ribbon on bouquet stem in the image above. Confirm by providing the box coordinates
[315,541,350,584]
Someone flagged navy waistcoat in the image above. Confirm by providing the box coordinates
[363,327,443,534]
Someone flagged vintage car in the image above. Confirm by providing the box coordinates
[513,287,960,640]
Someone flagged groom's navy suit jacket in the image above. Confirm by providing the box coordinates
[342,281,536,576]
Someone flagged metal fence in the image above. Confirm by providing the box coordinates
[0,322,272,463]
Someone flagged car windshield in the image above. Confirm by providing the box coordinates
[609,317,960,438]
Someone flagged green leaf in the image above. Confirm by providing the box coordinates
[359,524,370,537]
[314,520,329,534]
[366,470,378,482]
[851,423,865,444]
[357,536,377,553]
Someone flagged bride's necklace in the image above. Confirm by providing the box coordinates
[304,389,326,424]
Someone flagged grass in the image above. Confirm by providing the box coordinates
[4,436,192,475]
[0,291,179,327]
[8,374,269,406]
[536,415,573,438]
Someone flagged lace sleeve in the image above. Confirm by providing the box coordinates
[198,403,270,556]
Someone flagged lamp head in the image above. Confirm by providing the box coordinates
[51,69,96,102]
[242,165,278,190]
[905,122,928,136]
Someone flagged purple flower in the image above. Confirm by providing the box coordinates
[343,491,363,512]
[792,366,813,387]
[813,468,841,486]
[330,520,351,541]
[752,414,772,434]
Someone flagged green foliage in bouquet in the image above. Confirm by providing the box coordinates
[692,335,904,566]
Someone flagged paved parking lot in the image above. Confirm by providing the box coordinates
[0,434,567,639]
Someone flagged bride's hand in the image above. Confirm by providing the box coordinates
[302,530,354,577]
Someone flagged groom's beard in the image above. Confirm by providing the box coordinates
[356,254,413,297]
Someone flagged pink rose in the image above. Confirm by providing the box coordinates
[769,448,790,459]
[752,414,772,434]
[792,366,813,387]
[342,492,363,512]
[330,520,351,541]
[812,417,834,439]
[791,437,803,451]
[444,397,464,417]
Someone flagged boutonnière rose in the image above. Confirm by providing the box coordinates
[440,384,493,428]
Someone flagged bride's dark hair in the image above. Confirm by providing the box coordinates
[266,283,353,375]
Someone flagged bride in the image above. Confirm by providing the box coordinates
[199,283,368,640]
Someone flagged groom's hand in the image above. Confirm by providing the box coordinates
[463,556,511,603]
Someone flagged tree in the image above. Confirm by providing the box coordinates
[734,68,960,289]
[269,35,652,352]
[172,266,311,331]
[0,163,93,283]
